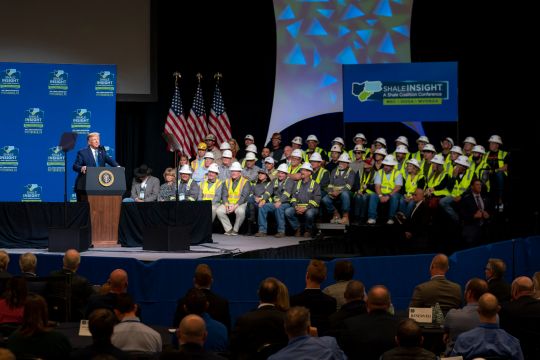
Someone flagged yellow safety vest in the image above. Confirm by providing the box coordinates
[404,172,424,196]
[304,147,325,162]
[493,150,508,175]
[191,158,203,171]
[292,180,317,207]
[470,158,490,191]
[312,167,328,184]
[428,172,450,197]
[379,168,398,195]
[201,179,222,201]
[226,177,247,204]
[451,169,474,197]
[288,164,301,174]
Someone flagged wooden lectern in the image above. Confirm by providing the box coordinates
[84,167,126,247]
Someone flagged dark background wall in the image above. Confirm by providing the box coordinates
[115,0,538,236]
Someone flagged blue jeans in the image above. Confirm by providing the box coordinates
[258,202,290,233]
[439,196,459,222]
[354,193,370,219]
[399,197,416,217]
[322,191,352,214]
[494,171,505,201]
[285,207,318,231]
[368,193,402,220]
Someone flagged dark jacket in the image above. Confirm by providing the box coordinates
[173,288,231,331]
[290,289,337,336]
[499,295,540,359]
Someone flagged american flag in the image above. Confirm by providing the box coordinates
[164,82,192,157]
[187,81,208,151]
[209,82,232,145]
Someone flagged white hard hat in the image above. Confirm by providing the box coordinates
[395,145,409,154]
[292,136,303,145]
[179,165,192,174]
[258,168,268,175]
[455,155,470,168]
[463,136,477,145]
[488,135,503,144]
[245,152,257,161]
[441,137,454,146]
[422,144,436,152]
[264,156,275,164]
[300,162,313,172]
[306,134,319,143]
[246,144,257,153]
[208,163,220,174]
[230,162,243,172]
[245,134,254,141]
[220,142,231,150]
[374,148,388,156]
[277,163,289,174]
[450,146,463,155]
[204,152,215,159]
[332,137,345,146]
[353,144,365,152]
[407,158,421,168]
[472,145,486,154]
[431,154,445,165]
[382,155,398,166]
[353,133,367,141]
[395,136,409,146]
[309,152,323,162]
[291,149,303,158]
[416,136,430,144]
[374,137,387,147]
[222,150,233,158]
[337,153,351,163]
[330,144,342,153]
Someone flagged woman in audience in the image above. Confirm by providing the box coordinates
[275,279,290,312]
[178,154,190,168]
[228,138,240,160]
[159,167,177,201]
[7,294,72,359]
[533,271,540,299]
[0,276,27,324]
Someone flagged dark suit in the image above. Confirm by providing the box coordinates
[290,289,337,336]
[173,288,231,331]
[22,272,46,295]
[160,343,226,360]
[404,200,431,252]
[73,146,119,200]
[499,295,540,359]
[460,191,492,245]
[85,292,119,318]
[339,309,400,360]
[488,277,511,303]
[229,304,288,360]
[45,269,93,321]
[409,276,462,315]
[328,299,367,337]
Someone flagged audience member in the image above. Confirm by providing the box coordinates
[275,279,290,312]
[18,252,45,295]
[0,250,12,294]
[71,308,129,360]
[409,253,462,314]
[7,294,72,359]
[0,276,27,324]
[229,277,288,360]
[485,258,511,303]
[328,280,367,333]
[380,319,437,360]
[323,260,355,310]
[443,277,489,355]
[111,293,162,354]
[0,349,15,360]
[268,306,346,360]
[534,271,540,299]
[290,259,337,335]
[451,293,524,360]
[86,269,128,317]
[173,264,231,331]
[129,164,160,202]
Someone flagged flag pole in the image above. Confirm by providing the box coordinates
[173,71,181,202]
[214,72,222,82]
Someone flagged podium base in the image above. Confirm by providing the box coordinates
[143,225,191,251]
[48,227,90,252]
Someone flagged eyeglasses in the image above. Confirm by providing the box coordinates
[354,151,362,154]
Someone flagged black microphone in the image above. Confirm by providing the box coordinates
[98,145,105,152]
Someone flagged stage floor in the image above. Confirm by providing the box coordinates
[7,234,302,261]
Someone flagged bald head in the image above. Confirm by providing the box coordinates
[478,293,499,321]
[367,285,391,312]
[430,254,449,276]
[108,269,128,293]
[63,249,80,271]
[511,276,534,300]
[344,280,365,302]
[178,314,207,346]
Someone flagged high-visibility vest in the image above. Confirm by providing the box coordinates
[494,150,508,175]
[470,158,491,191]
[191,158,203,171]
[226,177,247,204]
[428,172,450,196]
[411,151,422,161]
[288,164,301,174]
[201,179,222,201]
[451,169,474,197]
[312,167,328,184]
[404,172,424,196]
[292,180,317,207]
[378,168,398,195]
[304,147,325,162]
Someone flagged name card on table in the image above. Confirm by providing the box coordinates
[79,319,91,336]
[408,307,433,323]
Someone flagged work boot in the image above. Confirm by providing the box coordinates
[339,213,350,225]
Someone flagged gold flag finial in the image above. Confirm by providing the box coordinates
[196,73,203,82]
[214,72,223,81]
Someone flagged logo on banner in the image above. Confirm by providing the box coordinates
[22,183,43,202]
[48,70,69,96]
[352,80,449,105]
[1,68,21,95]
[0,145,20,172]
[71,108,92,134]
[24,108,45,135]
[95,71,115,96]
[47,146,65,172]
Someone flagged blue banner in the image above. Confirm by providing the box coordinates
[343,62,458,122]
[0,62,116,202]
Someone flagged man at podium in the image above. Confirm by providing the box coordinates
[73,132,120,201]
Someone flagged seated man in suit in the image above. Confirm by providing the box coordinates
[409,253,462,315]
[126,164,160,202]
[229,277,288,360]
[73,132,120,201]
[19,252,45,295]
[86,269,129,318]
[380,319,437,360]
[269,306,346,360]
[485,258,511,303]
[460,179,492,245]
